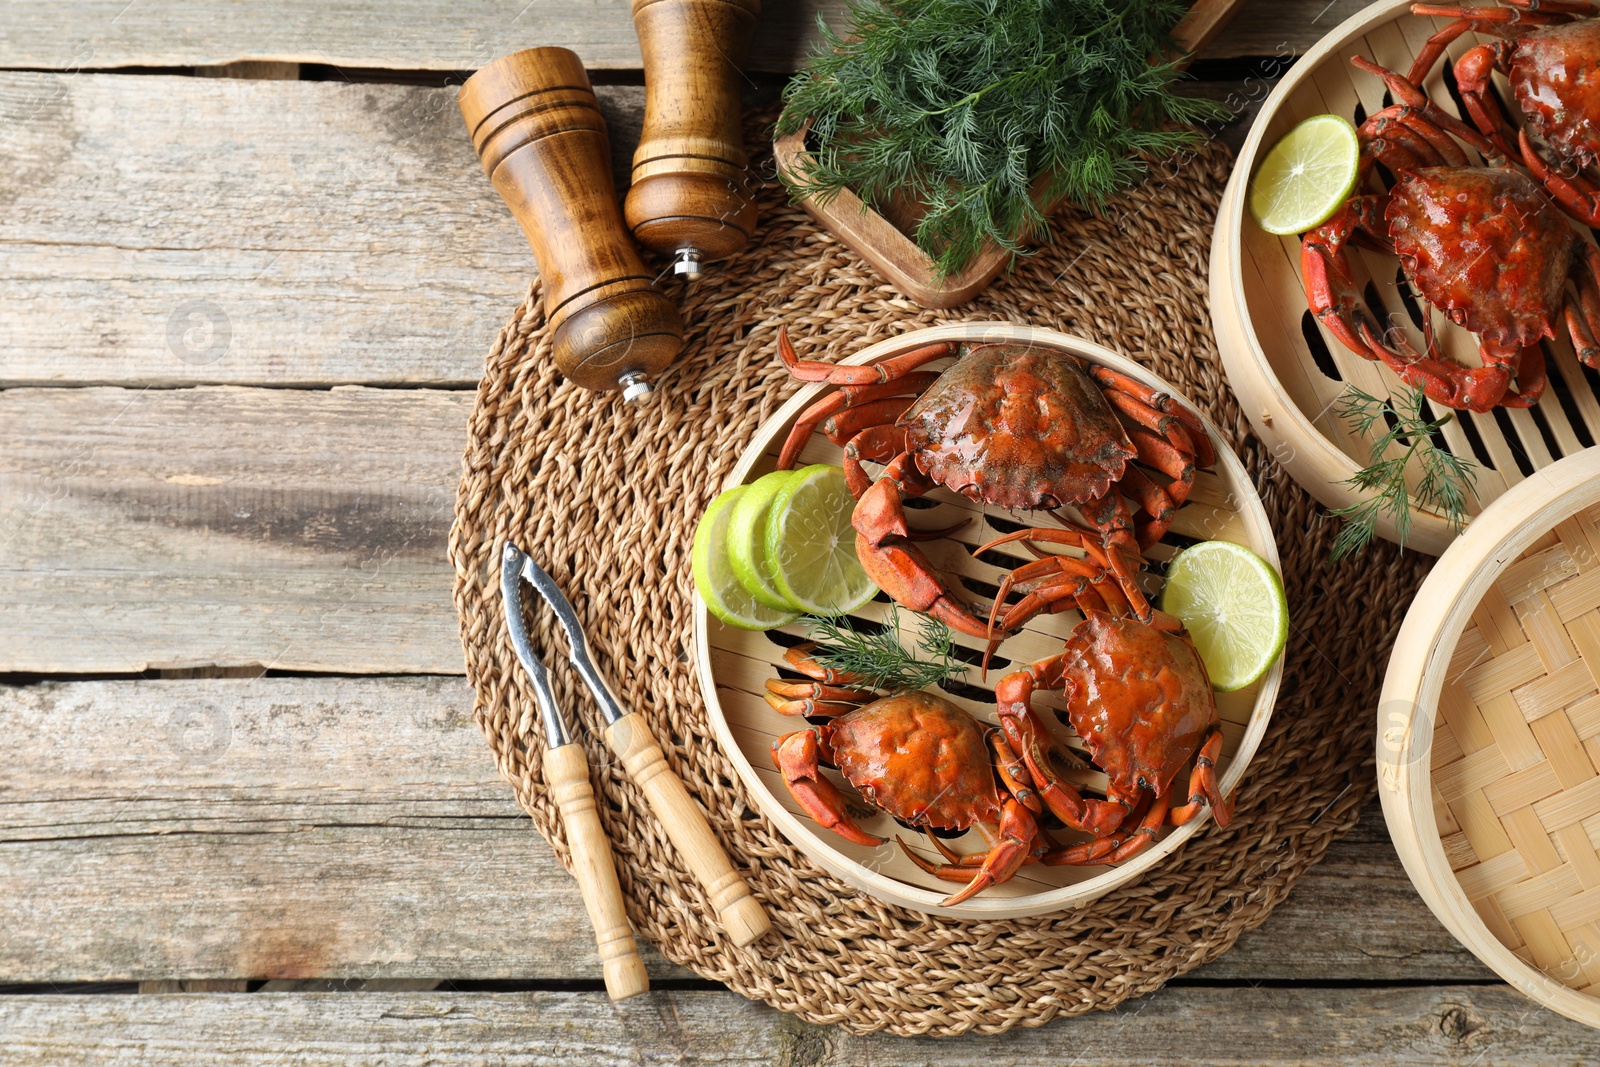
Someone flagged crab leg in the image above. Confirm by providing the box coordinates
[1522,129,1600,227]
[783,644,868,686]
[1089,367,1216,468]
[993,655,1132,837]
[980,527,1152,623]
[777,325,953,383]
[1350,56,1508,162]
[897,797,1038,906]
[819,396,918,447]
[1168,722,1234,827]
[994,734,1040,813]
[771,730,883,847]
[1124,428,1195,507]
[840,425,907,496]
[777,372,939,470]
[762,679,876,718]
[1566,244,1600,367]
[853,470,995,640]
[1042,788,1172,866]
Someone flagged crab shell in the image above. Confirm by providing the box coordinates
[1387,167,1574,358]
[1511,20,1600,168]
[824,691,1002,832]
[897,343,1137,512]
[1060,612,1217,798]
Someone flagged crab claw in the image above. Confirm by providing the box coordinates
[851,478,998,640]
[898,798,1037,906]
[855,532,995,639]
[772,730,882,848]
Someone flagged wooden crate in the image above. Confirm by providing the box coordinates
[1210,0,1600,556]
[1382,447,1600,1029]
[693,322,1283,918]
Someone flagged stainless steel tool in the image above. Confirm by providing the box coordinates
[502,541,773,949]
[501,544,650,1001]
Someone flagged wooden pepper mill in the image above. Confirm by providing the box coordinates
[624,0,760,280]
[459,47,683,400]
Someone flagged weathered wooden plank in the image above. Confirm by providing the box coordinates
[0,1,1364,73]
[0,386,467,673]
[0,984,1588,1065]
[0,675,688,982]
[0,674,1487,982]
[0,72,642,387]
[0,66,1267,390]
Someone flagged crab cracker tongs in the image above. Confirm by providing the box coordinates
[501,543,772,952]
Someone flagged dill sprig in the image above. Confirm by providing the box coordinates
[800,607,966,693]
[1328,386,1477,562]
[777,0,1228,276]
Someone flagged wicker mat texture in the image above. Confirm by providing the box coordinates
[448,119,1432,1037]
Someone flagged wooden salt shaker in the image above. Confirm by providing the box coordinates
[625,0,761,279]
[459,47,683,399]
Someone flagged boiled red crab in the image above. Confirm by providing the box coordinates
[1301,56,1600,411]
[992,608,1233,864]
[769,673,1043,906]
[1408,0,1600,226]
[774,329,1215,639]
[764,607,1233,903]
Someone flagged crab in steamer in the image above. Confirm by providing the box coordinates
[773,328,1216,641]
[992,609,1233,865]
[1407,0,1600,228]
[1300,54,1600,411]
[763,605,1235,904]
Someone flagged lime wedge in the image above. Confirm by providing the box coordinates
[765,464,878,616]
[1249,113,1361,236]
[1159,541,1288,692]
[729,470,802,611]
[693,486,801,631]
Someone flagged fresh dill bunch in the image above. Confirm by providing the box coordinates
[1328,386,1477,562]
[777,0,1227,277]
[800,607,966,692]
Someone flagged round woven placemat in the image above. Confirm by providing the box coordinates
[448,117,1432,1037]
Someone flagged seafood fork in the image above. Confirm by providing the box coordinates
[500,544,772,982]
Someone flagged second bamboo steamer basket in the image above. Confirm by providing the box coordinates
[1211,0,1600,556]
[693,323,1282,919]
[1382,449,1600,1029]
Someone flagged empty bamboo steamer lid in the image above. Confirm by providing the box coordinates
[1210,0,1600,556]
[1381,448,1600,1028]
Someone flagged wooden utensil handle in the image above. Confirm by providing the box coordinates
[604,711,772,948]
[542,743,650,1000]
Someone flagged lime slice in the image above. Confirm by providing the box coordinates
[693,486,801,631]
[729,470,802,611]
[765,464,878,616]
[1159,541,1289,692]
[1249,113,1361,236]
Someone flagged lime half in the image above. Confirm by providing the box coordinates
[1249,113,1360,236]
[765,464,878,616]
[693,486,801,631]
[729,469,802,611]
[1160,541,1288,692]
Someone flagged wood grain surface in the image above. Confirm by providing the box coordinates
[0,386,467,674]
[0,0,1368,72]
[0,675,1485,983]
[0,72,623,387]
[4,986,1592,1065]
[0,2,1571,1059]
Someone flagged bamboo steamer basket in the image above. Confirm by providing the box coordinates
[1210,0,1600,557]
[1382,448,1600,1028]
[693,323,1283,918]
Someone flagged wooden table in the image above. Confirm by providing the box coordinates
[2,2,1596,1061]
